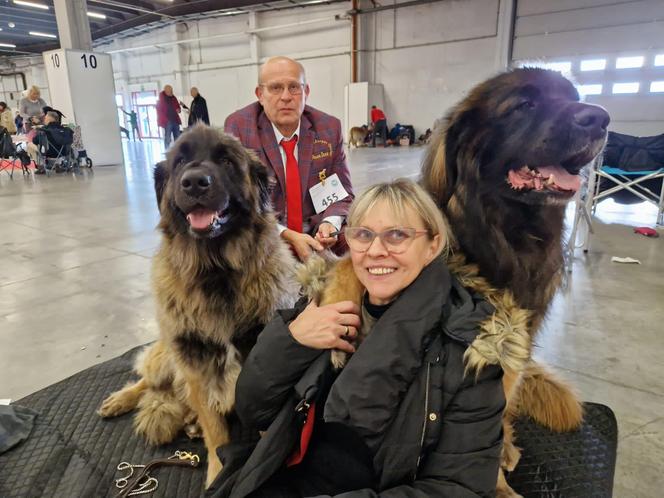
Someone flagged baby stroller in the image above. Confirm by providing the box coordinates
[34,125,76,175]
[0,126,31,178]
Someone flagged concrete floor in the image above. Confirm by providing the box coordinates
[1,139,662,497]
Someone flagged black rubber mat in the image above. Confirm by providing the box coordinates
[0,346,617,497]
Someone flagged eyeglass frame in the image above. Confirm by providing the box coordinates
[342,227,431,254]
[258,81,306,96]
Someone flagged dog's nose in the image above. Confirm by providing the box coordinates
[181,170,213,197]
[572,104,610,134]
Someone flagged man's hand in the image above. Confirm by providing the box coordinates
[281,229,323,261]
[314,222,338,249]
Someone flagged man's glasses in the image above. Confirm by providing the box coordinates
[260,82,305,96]
[344,227,430,254]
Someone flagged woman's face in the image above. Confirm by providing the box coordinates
[349,200,441,306]
[28,89,39,101]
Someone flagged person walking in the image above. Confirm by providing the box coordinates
[156,84,182,148]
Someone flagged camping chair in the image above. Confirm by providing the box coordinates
[0,126,31,179]
[590,131,664,226]
[34,125,76,176]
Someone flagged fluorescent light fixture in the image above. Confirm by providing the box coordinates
[650,81,664,93]
[578,84,603,96]
[13,0,49,10]
[655,54,664,66]
[0,43,17,48]
[580,59,606,71]
[219,10,244,15]
[300,0,328,4]
[87,11,107,19]
[29,31,57,38]
[612,82,639,94]
[616,56,644,69]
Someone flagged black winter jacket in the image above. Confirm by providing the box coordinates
[208,258,505,498]
[188,95,210,126]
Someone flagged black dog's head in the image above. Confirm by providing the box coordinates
[423,68,610,207]
[154,124,271,240]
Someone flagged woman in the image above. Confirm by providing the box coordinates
[187,87,210,126]
[19,86,48,132]
[0,102,16,133]
[209,179,506,497]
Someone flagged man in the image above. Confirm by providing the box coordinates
[156,84,181,148]
[122,108,142,141]
[225,56,354,261]
[185,87,210,126]
[370,105,388,147]
[27,111,74,174]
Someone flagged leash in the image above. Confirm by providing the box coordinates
[114,450,200,497]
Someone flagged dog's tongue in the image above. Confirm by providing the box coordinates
[537,165,580,192]
[186,208,216,230]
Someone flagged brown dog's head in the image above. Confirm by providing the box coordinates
[423,68,610,207]
[154,124,271,240]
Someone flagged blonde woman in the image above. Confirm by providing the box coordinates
[210,179,507,498]
[19,86,48,132]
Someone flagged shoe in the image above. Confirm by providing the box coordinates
[35,168,46,175]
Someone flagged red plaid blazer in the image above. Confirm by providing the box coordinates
[224,102,354,234]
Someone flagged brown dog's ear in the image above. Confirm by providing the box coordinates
[154,162,168,212]
[247,153,271,213]
[421,124,451,206]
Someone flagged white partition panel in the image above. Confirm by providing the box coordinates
[43,49,123,166]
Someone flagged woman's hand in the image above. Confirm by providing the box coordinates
[289,300,361,353]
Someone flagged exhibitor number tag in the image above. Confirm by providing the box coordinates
[308,174,349,214]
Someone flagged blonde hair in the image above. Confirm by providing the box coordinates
[28,85,40,98]
[347,178,450,257]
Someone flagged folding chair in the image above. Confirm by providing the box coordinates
[0,126,30,179]
[35,126,76,176]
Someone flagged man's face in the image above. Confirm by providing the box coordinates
[44,115,55,125]
[164,85,173,96]
[255,60,309,133]
[190,88,198,98]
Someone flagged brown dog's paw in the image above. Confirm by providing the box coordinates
[98,381,144,418]
[496,469,524,498]
[205,454,223,489]
[133,390,186,445]
[501,439,521,472]
[330,350,347,369]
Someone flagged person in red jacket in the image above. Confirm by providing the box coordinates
[156,85,182,148]
[370,105,387,147]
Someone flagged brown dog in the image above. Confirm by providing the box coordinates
[421,68,610,497]
[349,125,369,148]
[98,125,299,488]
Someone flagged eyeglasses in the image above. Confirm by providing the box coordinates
[260,82,305,96]
[344,227,430,254]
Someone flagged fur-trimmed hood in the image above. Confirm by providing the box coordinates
[298,252,531,375]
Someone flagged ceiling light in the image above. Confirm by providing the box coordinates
[0,43,17,48]
[29,31,57,38]
[8,23,16,28]
[13,0,49,10]
[87,11,107,19]
[219,10,244,16]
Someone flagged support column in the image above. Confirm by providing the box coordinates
[53,0,92,51]
[495,0,516,70]
[249,12,261,83]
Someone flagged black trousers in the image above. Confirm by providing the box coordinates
[372,119,387,146]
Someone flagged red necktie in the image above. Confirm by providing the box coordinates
[280,136,303,232]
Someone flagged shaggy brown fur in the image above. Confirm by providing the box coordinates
[421,68,609,497]
[349,125,369,148]
[98,126,299,488]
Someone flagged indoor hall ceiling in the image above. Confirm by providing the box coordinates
[0,0,338,58]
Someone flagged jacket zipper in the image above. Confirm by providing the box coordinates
[415,361,431,473]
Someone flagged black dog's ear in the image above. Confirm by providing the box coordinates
[248,155,271,213]
[154,162,168,212]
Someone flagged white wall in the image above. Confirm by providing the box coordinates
[513,0,664,136]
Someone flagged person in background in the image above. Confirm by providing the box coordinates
[224,56,354,261]
[370,105,387,147]
[14,112,24,133]
[0,102,17,134]
[156,84,182,148]
[185,87,210,126]
[27,111,74,174]
[122,108,142,141]
[19,86,48,132]
[210,179,505,497]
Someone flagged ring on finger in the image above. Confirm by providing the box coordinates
[344,325,350,337]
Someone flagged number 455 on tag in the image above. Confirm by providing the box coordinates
[309,174,349,214]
